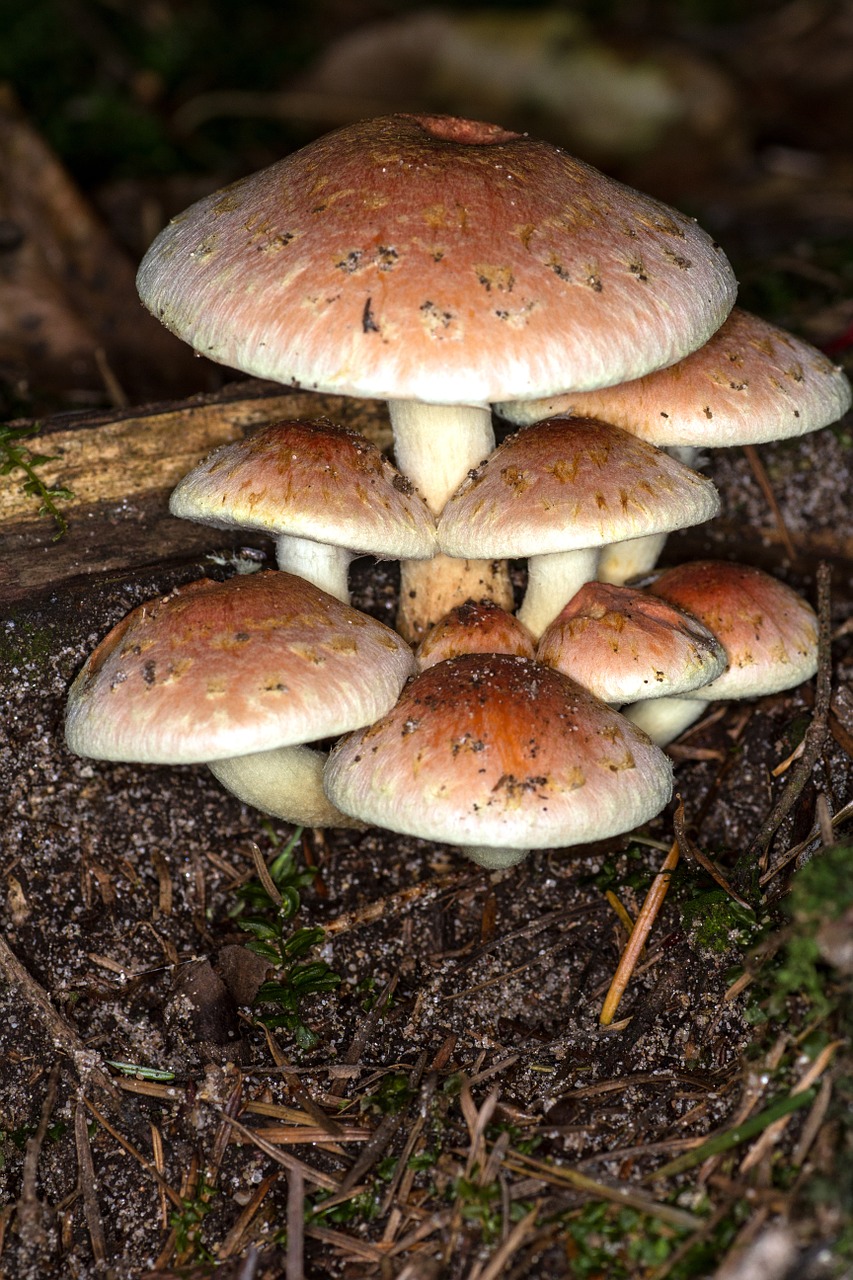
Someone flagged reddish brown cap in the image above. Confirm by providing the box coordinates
[537,581,726,703]
[416,599,535,670]
[324,653,673,850]
[498,308,852,444]
[66,572,415,763]
[138,114,735,405]
[438,418,719,557]
[170,418,437,558]
[648,560,818,700]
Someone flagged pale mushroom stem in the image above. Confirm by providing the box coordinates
[598,532,670,586]
[388,400,514,640]
[624,695,706,746]
[459,844,530,870]
[597,448,700,585]
[210,744,363,829]
[274,535,352,604]
[516,547,600,639]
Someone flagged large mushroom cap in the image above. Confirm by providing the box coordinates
[137,113,736,406]
[438,418,720,558]
[537,581,727,704]
[647,560,819,701]
[324,653,673,850]
[169,418,437,558]
[498,308,852,443]
[66,572,415,764]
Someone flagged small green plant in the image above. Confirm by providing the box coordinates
[767,842,853,1021]
[236,830,340,1050]
[360,1071,413,1116]
[560,1200,743,1279]
[0,422,73,539]
[170,1171,217,1263]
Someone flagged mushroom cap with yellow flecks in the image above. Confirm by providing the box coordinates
[65,572,416,764]
[137,113,736,407]
[415,599,535,670]
[324,653,672,849]
[537,580,726,704]
[169,418,437,558]
[438,417,720,558]
[648,560,819,701]
[497,308,852,444]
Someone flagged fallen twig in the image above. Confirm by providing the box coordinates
[599,839,680,1026]
[0,936,118,1098]
[16,1062,62,1253]
[74,1100,107,1267]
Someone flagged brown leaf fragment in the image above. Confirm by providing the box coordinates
[0,86,210,408]
[217,943,272,1007]
[165,958,243,1063]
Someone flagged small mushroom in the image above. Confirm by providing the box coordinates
[624,560,819,745]
[324,653,673,868]
[536,580,727,705]
[415,598,535,670]
[438,417,719,637]
[497,308,852,582]
[169,419,438,604]
[65,572,415,828]
[137,113,736,638]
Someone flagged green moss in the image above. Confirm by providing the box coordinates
[0,614,58,670]
[680,888,757,954]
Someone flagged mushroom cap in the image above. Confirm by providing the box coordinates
[324,653,673,849]
[65,572,416,763]
[415,599,535,670]
[536,581,727,703]
[497,308,852,443]
[169,418,438,558]
[438,417,720,558]
[648,560,819,700]
[137,113,736,407]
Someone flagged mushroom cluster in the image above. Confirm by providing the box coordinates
[66,112,851,869]
[136,111,738,640]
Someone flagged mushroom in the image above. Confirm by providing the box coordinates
[497,308,852,583]
[623,560,819,745]
[415,598,535,670]
[65,571,416,828]
[437,417,720,637]
[169,418,438,604]
[325,655,671,865]
[136,113,736,638]
[324,653,673,869]
[536,580,727,705]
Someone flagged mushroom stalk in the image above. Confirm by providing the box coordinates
[274,534,352,604]
[597,532,668,586]
[388,400,513,639]
[516,547,599,638]
[456,843,530,869]
[624,695,706,746]
[209,744,363,828]
[597,448,701,585]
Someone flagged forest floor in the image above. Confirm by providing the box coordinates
[1,3,853,1277]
